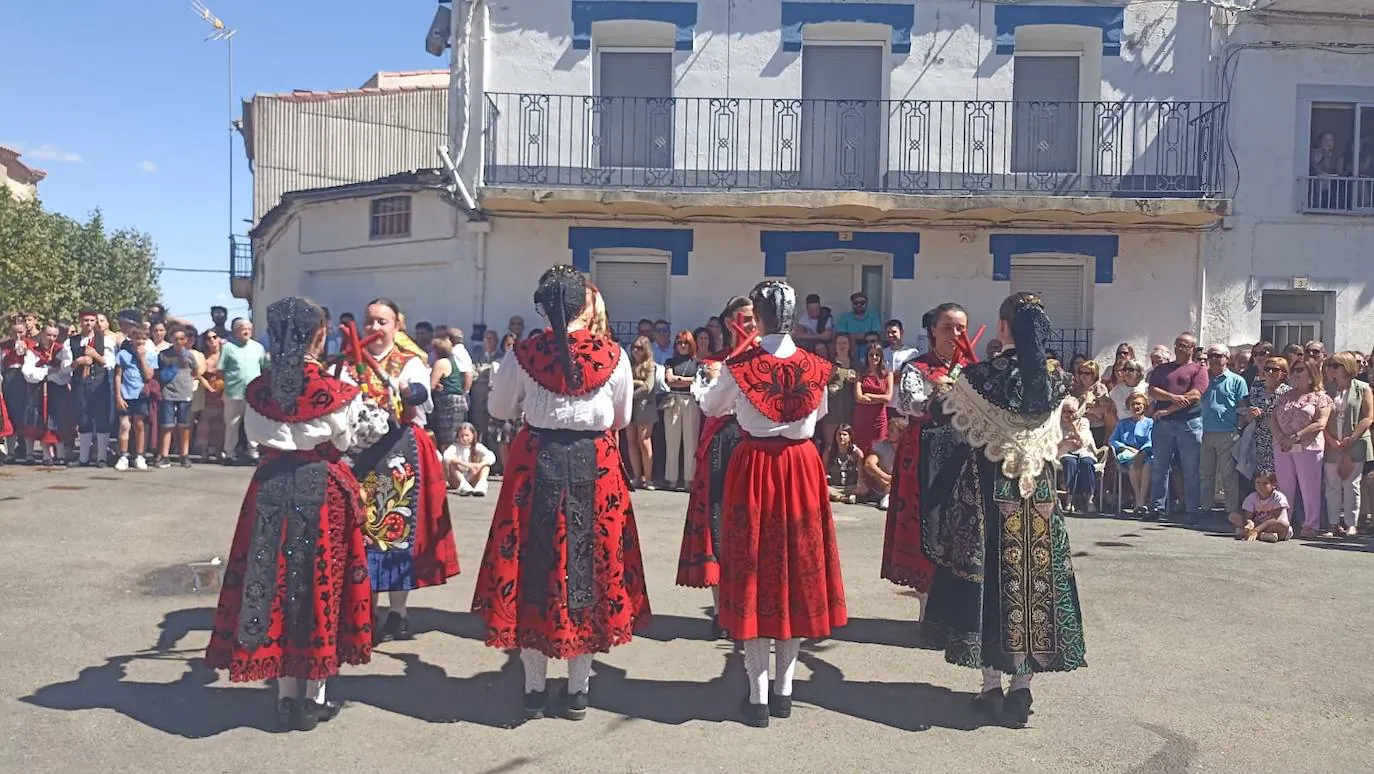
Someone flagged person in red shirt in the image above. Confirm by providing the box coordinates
[1145,332,1210,523]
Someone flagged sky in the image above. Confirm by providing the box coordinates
[3,0,449,328]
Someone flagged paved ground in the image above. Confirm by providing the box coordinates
[0,463,1370,773]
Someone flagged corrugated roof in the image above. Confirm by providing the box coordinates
[251,70,448,102]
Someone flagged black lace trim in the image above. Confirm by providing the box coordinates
[524,428,601,614]
[964,351,1070,417]
[237,458,328,650]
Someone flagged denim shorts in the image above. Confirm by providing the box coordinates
[118,398,149,418]
[159,400,193,427]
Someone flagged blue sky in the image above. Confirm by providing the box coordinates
[3,0,447,327]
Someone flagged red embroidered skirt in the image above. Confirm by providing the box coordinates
[472,426,651,659]
[676,416,741,588]
[205,453,373,682]
[881,419,935,592]
[718,435,847,641]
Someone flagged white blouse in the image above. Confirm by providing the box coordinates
[488,345,634,432]
[698,333,828,440]
[22,347,73,386]
[443,441,496,467]
[246,394,391,453]
[340,345,434,428]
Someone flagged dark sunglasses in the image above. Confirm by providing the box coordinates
[1263,366,1285,374]
[1306,349,1324,356]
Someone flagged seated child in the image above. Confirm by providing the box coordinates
[825,424,866,505]
[442,422,496,496]
[1228,471,1292,543]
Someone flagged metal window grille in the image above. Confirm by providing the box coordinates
[369,196,412,239]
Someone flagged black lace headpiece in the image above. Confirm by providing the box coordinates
[749,280,796,335]
[266,297,325,414]
[966,293,1066,416]
[534,264,588,390]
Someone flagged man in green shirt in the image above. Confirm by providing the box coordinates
[834,291,882,361]
[219,317,268,464]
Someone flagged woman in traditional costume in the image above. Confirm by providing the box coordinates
[675,295,756,637]
[472,265,651,722]
[20,324,72,466]
[882,303,969,610]
[349,299,461,643]
[699,280,847,729]
[919,292,1087,728]
[205,297,391,731]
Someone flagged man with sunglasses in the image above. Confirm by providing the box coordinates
[1200,344,1249,514]
[1146,332,1209,523]
[835,292,882,362]
[651,319,674,364]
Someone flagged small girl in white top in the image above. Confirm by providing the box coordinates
[1229,471,1293,542]
[443,421,496,496]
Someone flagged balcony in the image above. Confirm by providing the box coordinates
[229,234,253,300]
[1301,176,1374,215]
[480,94,1230,228]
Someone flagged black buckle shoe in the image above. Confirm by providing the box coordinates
[768,693,792,719]
[1002,688,1032,728]
[739,698,769,728]
[375,611,412,644]
[971,687,1004,721]
[564,688,589,721]
[274,697,295,731]
[294,699,343,732]
[524,689,548,720]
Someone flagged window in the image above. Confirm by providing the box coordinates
[1260,290,1329,350]
[593,258,668,344]
[597,51,674,169]
[1011,261,1091,356]
[1011,55,1081,174]
[369,196,412,239]
[1305,102,1374,213]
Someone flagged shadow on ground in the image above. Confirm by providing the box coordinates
[22,608,992,737]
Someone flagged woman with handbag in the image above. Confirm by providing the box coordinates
[1322,352,1372,536]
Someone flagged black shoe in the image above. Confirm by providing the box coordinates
[768,692,792,719]
[294,698,343,731]
[971,687,1004,720]
[1002,688,1032,728]
[524,689,548,720]
[180,456,193,469]
[374,611,412,644]
[1143,509,1162,522]
[564,688,589,721]
[739,697,769,728]
[274,697,295,731]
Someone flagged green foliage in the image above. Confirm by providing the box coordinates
[0,189,161,323]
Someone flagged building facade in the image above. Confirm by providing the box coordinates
[0,145,46,201]
[243,1,1368,359]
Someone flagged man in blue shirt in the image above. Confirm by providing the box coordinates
[834,292,882,361]
[1199,343,1249,513]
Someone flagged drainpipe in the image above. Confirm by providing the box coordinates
[1196,234,1208,342]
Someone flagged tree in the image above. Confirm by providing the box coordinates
[0,189,161,323]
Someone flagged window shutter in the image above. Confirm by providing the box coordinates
[1010,263,1085,329]
[594,260,668,326]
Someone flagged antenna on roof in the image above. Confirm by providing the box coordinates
[192,1,239,281]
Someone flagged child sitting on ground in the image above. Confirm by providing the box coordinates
[442,422,495,496]
[825,424,866,505]
[1228,471,1292,543]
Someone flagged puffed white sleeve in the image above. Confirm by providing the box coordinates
[896,362,932,417]
[475,442,497,467]
[610,349,633,431]
[488,348,524,421]
[699,364,741,418]
[398,356,433,413]
[21,352,47,384]
[328,393,392,452]
[690,361,715,404]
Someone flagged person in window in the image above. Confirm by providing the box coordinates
[851,342,891,455]
[661,330,702,491]
[835,292,882,361]
[1272,358,1334,538]
[919,292,1085,729]
[205,296,391,732]
[627,335,659,490]
[1321,352,1372,536]
[472,265,650,723]
[1310,131,1350,209]
[1110,393,1154,514]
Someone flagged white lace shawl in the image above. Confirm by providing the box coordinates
[939,373,1065,499]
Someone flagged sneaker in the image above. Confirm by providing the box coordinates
[180,457,193,469]
[113,455,129,472]
[878,494,890,510]
[154,457,172,469]
[133,455,148,471]
[844,494,857,505]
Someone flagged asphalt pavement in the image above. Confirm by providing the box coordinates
[0,463,1370,773]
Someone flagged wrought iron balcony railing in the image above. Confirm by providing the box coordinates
[483,94,1227,198]
[1301,175,1374,214]
[230,235,252,281]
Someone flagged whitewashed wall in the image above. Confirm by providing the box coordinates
[1203,16,1374,352]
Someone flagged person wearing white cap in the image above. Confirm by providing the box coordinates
[1200,343,1249,515]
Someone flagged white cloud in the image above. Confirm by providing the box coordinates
[138,160,157,173]
[23,144,83,163]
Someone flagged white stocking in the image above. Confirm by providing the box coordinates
[520,648,548,693]
[981,668,1003,694]
[277,676,301,700]
[568,654,593,694]
[387,590,409,617]
[710,586,719,610]
[773,638,801,697]
[305,679,327,704]
[743,638,771,705]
